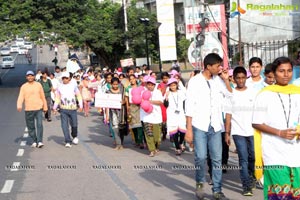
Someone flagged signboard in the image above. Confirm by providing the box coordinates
[66,60,80,73]
[120,58,134,67]
[94,92,122,109]
[185,5,222,40]
[229,0,300,44]
[188,32,225,68]
[156,0,177,61]
[185,4,228,69]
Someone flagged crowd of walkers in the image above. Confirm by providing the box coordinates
[16,53,300,200]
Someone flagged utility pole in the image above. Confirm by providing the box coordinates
[196,1,208,70]
[123,0,129,51]
[139,18,150,69]
[237,0,243,65]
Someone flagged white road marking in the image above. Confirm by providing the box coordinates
[11,162,20,172]
[20,141,26,146]
[0,180,14,193]
[23,133,28,138]
[24,127,28,132]
[16,149,24,157]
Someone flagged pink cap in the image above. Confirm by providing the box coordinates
[83,74,88,78]
[169,69,179,76]
[146,76,156,85]
[167,77,178,85]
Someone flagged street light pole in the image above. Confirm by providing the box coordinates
[157,22,162,73]
[139,18,150,69]
[145,30,149,69]
[237,0,243,65]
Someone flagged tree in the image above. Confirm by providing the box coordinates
[0,0,160,67]
[177,35,191,70]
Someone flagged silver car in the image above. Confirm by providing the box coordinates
[0,47,11,56]
[1,56,14,69]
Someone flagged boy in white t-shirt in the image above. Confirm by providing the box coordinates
[246,57,264,92]
[225,66,257,196]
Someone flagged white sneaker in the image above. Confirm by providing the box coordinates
[31,142,37,148]
[72,137,79,145]
[37,142,44,148]
[65,143,72,148]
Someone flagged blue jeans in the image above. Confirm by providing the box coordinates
[60,109,78,143]
[25,110,43,143]
[193,125,223,193]
[232,135,255,188]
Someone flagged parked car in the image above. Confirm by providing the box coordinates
[15,38,25,47]
[1,56,14,69]
[18,47,28,55]
[24,42,33,50]
[10,45,19,53]
[0,47,11,56]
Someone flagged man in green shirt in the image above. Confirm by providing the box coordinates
[39,71,53,121]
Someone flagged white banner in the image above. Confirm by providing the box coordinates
[94,92,122,109]
[66,60,80,73]
[156,0,177,61]
[120,58,134,67]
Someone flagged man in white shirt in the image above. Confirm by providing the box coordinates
[185,53,232,200]
[224,67,257,196]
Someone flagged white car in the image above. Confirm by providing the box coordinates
[1,56,14,69]
[0,47,11,56]
[15,38,25,47]
[10,45,19,53]
[24,42,33,50]
[18,47,28,55]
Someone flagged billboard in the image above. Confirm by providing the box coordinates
[156,0,177,61]
[185,4,228,69]
[229,0,300,44]
[188,32,225,68]
[185,5,222,40]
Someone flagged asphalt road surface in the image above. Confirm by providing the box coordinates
[0,46,264,200]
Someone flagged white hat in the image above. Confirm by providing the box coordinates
[61,72,70,78]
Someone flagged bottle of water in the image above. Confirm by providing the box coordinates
[287,122,299,144]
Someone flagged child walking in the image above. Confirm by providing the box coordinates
[164,78,186,155]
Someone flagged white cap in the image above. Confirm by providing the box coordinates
[61,72,70,78]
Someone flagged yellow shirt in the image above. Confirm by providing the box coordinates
[17,81,48,111]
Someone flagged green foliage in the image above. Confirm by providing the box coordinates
[0,0,162,67]
[177,35,190,65]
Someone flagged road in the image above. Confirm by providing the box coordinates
[0,46,264,200]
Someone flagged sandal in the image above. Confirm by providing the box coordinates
[149,151,155,157]
[180,144,186,152]
[114,145,123,150]
[175,149,182,156]
[155,149,160,154]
